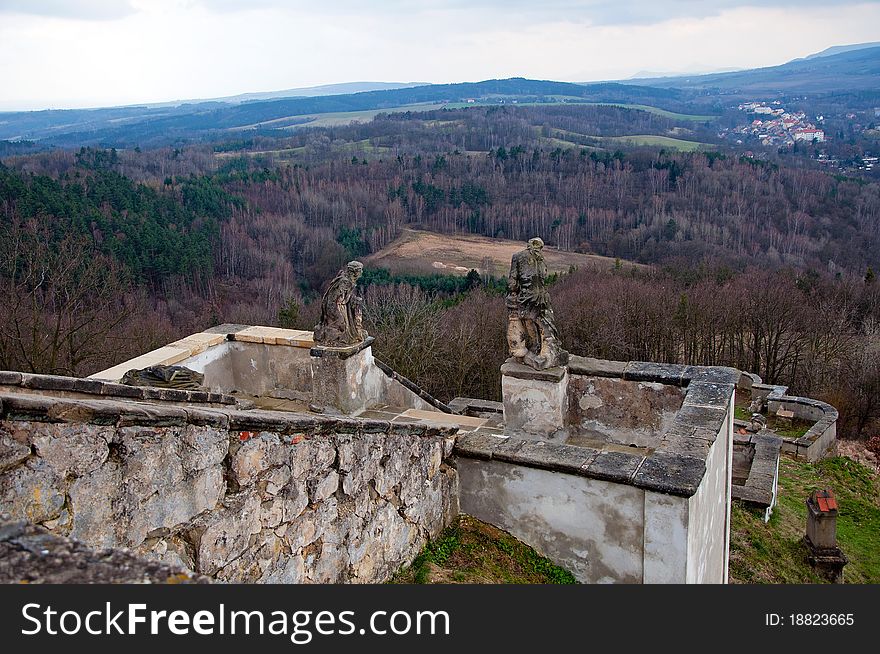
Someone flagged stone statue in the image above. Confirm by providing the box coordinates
[314,261,368,347]
[506,237,568,370]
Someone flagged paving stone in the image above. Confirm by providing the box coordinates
[623,361,687,385]
[567,356,627,378]
[0,372,22,386]
[501,440,598,473]
[453,432,523,461]
[584,450,645,483]
[632,452,706,496]
[683,381,734,408]
[500,360,567,382]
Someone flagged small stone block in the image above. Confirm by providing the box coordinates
[657,433,711,460]
[503,441,598,473]
[566,356,627,378]
[358,419,391,434]
[454,432,523,460]
[585,450,645,483]
[231,326,269,343]
[675,404,728,437]
[501,360,567,382]
[0,371,23,386]
[623,361,687,385]
[690,366,741,385]
[632,452,706,496]
[21,374,77,392]
[95,382,142,399]
[183,407,230,428]
[73,378,105,395]
[683,381,735,409]
[202,323,252,335]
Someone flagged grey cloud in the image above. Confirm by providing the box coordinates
[193,0,878,25]
[0,0,136,20]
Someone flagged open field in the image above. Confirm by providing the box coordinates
[599,134,708,151]
[444,99,718,121]
[229,98,717,135]
[216,138,392,160]
[230,103,450,131]
[583,102,718,122]
[365,228,643,277]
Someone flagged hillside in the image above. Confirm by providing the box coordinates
[730,455,880,583]
[629,45,880,94]
[0,78,696,147]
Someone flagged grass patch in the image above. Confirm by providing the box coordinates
[767,416,813,440]
[730,455,880,583]
[390,515,577,584]
[600,134,708,151]
[583,102,718,122]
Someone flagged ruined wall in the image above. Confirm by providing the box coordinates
[0,392,458,583]
[457,360,736,584]
[566,375,683,448]
[457,457,646,583]
[179,340,437,414]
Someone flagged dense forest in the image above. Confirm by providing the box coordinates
[1,102,878,440]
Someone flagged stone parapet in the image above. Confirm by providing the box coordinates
[0,390,459,584]
[0,371,236,406]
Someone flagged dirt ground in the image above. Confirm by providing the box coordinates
[365,229,644,277]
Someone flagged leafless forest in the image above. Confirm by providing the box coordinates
[1,105,878,438]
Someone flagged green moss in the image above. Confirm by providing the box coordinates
[391,515,577,584]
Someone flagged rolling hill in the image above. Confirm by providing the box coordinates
[628,45,880,94]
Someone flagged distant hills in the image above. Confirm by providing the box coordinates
[628,44,880,93]
[802,42,880,60]
[1,43,878,149]
[209,81,429,105]
[0,78,690,147]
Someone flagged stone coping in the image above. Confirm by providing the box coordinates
[448,397,504,417]
[0,371,236,406]
[769,396,839,448]
[457,358,739,497]
[746,372,837,451]
[0,391,458,440]
[454,432,706,497]
[501,360,567,382]
[0,520,210,584]
[567,355,740,387]
[89,324,316,382]
[310,337,375,359]
[731,432,782,508]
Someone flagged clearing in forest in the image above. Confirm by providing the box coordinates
[365,229,642,277]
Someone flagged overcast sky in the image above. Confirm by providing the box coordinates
[1,0,879,111]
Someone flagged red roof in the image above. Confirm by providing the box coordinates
[815,489,838,512]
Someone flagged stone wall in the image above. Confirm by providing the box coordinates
[746,376,837,462]
[0,392,458,583]
[138,326,443,415]
[566,375,683,448]
[455,360,736,584]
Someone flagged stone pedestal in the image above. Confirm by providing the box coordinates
[310,337,383,414]
[501,359,569,438]
[805,489,848,583]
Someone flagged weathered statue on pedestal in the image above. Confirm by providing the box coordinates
[314,260,368,347]
[506,237,568,370]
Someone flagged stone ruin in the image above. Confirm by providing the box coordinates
[0,245,839,584]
